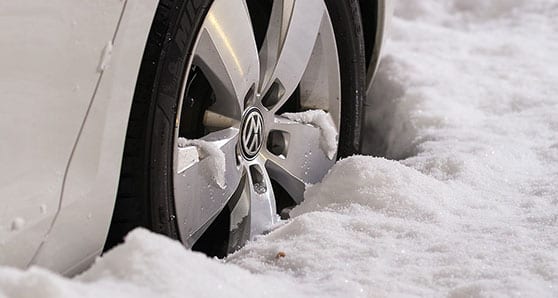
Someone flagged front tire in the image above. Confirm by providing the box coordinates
[105,0,366,256]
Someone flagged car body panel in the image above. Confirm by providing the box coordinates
[30,0,159,275]
[0,0,125,267]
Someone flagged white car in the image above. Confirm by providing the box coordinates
[0,0,391,275]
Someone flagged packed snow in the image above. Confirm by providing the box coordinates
[2,0,558,297]
[177,137,227,189]
[282,110,338,159]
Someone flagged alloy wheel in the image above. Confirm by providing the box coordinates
[173,0,341,254]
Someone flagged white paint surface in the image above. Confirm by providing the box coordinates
[0,0,124,268]
[29,0,159,274]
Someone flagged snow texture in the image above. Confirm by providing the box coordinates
[177,137,226,189]
[282,110,338,159]
[1,0,558,297]
[0,229,313,298]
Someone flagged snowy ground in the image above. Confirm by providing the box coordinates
[2,0,558,297]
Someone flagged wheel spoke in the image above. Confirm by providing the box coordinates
[222,156,278,246]
[227,174,251,252]
[174,128,243,246]
[194,0,259,118]
[263,115,336,202]
[259,0,326,110]
[203,110,240,131]
[246,157,277,237]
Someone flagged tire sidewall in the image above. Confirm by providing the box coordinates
[149,0,213,238]
[324,0,366,158]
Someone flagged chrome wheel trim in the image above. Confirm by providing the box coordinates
[173,0,341,250]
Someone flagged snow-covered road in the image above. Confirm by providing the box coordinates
[1,0,557,297]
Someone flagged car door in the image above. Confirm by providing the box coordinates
[0,0,125,267]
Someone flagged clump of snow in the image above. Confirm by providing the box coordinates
[290,156,454,223]
[178,138,226,189]
[282,110,338,159]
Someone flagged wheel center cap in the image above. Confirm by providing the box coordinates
[240,107,264,160]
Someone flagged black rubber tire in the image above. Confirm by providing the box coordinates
[358,0,378,72]
[104,0,212,250]
[105,0,366,251]
[325,0,367,158]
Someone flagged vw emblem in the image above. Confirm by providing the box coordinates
[240,107,264,160]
